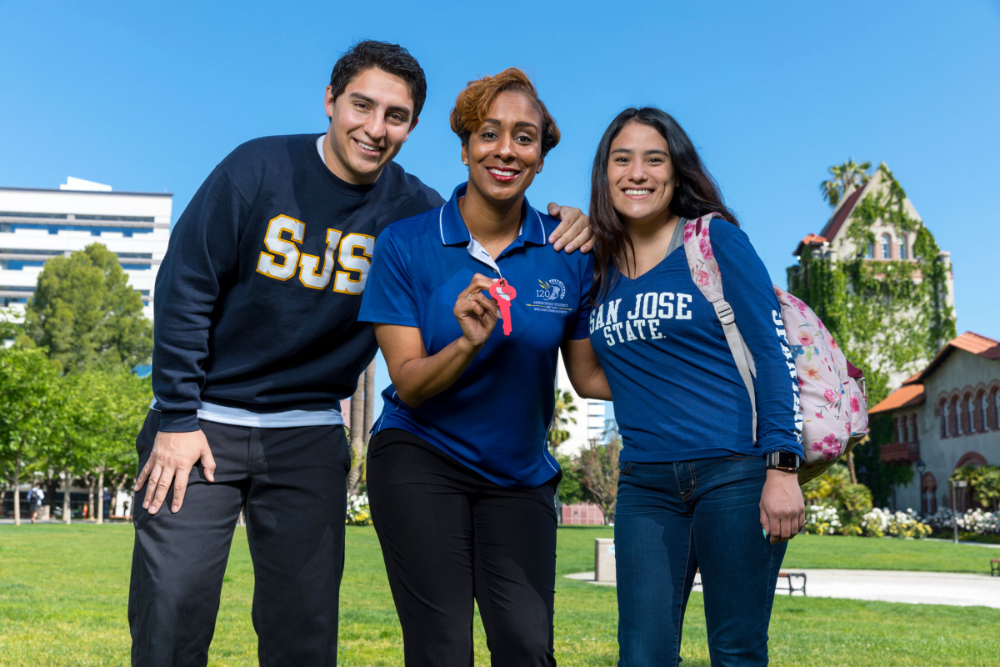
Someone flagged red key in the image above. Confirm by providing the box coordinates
[489,279,517,336]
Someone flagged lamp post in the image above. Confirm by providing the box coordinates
[950,479,968,544]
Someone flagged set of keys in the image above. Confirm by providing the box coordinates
[489,279,517,336]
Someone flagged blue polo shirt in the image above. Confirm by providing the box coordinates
[358,183,593,488]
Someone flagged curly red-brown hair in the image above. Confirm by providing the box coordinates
[450,67,560,157]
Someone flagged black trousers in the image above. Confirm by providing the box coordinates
[128,410,351,667]
[367,429,559,667]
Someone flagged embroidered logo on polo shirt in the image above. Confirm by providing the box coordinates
[528,278,571,313]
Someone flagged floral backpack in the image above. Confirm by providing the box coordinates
[682,213,869,484]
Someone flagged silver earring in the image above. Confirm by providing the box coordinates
[463,160,468,165]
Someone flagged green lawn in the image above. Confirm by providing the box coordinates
[782,533,1000,575]
[0,524,998,666]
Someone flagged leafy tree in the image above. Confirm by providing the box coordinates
[820,159,872,207]
[47,369,149,523]
[554,454,584,506]
[0,346,60,525]
[802,462,874,534]
[951,465,1000,511]
[23,243,152,373]
[548,389,578,456]
[577,429,622,524]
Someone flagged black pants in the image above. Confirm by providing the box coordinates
[128,410,351,667]
[367,429,559,667]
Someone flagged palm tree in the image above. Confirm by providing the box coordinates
[548,389,578,456]
[820,159,872,207]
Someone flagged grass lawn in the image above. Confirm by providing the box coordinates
[0,524,997,666]
[782,533,1000,575]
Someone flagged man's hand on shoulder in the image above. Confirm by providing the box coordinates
[135,430,216,515]
[547,203,594,254]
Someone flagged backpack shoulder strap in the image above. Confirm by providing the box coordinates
[681,214,759,441]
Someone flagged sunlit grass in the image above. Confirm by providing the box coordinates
[0,524,997,666]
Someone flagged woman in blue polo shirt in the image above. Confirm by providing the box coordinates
[357,68,609,667]
[586,107,805,666]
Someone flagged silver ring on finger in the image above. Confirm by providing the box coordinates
[467,293,474,301]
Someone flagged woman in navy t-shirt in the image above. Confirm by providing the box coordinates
[586,108,805,666]
[358,69,609,667]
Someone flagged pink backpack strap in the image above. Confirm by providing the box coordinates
[681,213,759,440]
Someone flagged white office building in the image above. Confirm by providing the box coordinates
[555,355,608,458]
[0,177,172,320]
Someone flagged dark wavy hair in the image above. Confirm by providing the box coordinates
[589,107,738,302]
[329,40,427,125]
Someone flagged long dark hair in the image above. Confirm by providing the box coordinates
[589,107,738,302]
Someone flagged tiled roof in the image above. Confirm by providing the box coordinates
[819,184,868,241]
[793,234,828,257]
[869,384,926,415]
[910,331,1000,384]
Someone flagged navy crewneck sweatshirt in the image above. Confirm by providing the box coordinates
[152,133,444,432]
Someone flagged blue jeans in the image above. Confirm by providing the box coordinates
[615,455,786,667]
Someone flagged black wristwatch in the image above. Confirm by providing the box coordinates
[765,452,801,472]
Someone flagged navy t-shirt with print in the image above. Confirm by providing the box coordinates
[590,221,803,463]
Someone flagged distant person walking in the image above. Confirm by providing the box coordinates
[585,107,805,667]
[27,483,44,524]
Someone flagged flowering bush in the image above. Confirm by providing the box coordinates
[860,507,931,538]
[925,507,1000,535]
[347,493,372,526]
[804,504,842,535]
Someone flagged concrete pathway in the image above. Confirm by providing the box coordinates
[565,569,1000,609]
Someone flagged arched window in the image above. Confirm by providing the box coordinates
[951,396,962,435]
[982,392,991,432]
[899,234,908,260]
[941,400,950,437]
[922,473,937,515]
[881,233,892,259]
[973,391,985,433]
[963,394,974,434]
[866,241,874,259]
[911,413,919,442]
[991,388,1000,431]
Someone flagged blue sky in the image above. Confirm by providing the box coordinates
[2,0,998,411]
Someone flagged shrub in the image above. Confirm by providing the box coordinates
[860,507,931,538]
[346,493,372,526]
[804,504,842,535]
[801,463,873,535]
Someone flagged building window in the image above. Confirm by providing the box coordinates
[992,388,1000,431]
[880,233,892,259]
[963,394,974,434]
[941,400,950,437]
[899,235,908,260]
[954,397,963,435]
[866,241,874,259]
[910,413,919,443]
[981,392,991,432]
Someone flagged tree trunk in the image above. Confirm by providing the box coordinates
[13,453,21,526]
[363,360,375,445]
[346,375,365,495]
[63,467,72,525]
[86,473,97,522]
[96,467,105,524]
[846,452,858,485]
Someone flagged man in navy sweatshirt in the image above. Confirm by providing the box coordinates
[128,41,592,666]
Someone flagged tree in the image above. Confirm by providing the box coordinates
[547,389,578,456]
[0,346,60,525]
[820,159,872,207]
[577,429,622,524]
[23,243,152,373]
[53,369,149,523]
[554,454,584,505]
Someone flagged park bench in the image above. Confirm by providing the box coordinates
[991,559,1000,577]
[692,570,806,596]
[776,572,807,595]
